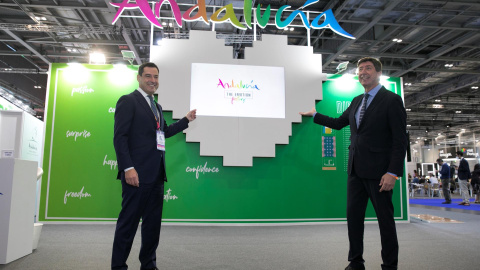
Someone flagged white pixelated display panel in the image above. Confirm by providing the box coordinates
[190,63,285,118]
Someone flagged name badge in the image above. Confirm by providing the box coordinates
[156,130,165,151]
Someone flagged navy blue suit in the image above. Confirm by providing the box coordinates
[314,87,407,270]
[112,89,189,270]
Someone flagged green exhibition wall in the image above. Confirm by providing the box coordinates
[39,63,408,223]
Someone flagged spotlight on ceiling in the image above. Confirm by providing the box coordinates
[121,50,135,65]
[89,52,106,65]
[336,61,349,74]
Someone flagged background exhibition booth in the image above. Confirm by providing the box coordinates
[37,31,408,224]
[1,30,408,265]
[0,104,44,264]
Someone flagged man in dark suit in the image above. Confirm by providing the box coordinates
[456,151,471,206]
[111,62,196,270]
[436,158,451,204]
[300,57,407,270]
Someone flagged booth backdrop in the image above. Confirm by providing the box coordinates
[39,63,407,223]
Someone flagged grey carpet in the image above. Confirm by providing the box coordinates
[1,205,480,270]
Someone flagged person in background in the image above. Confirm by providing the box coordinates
[456,151,471,206]
[450,164,457,193]
[437,158,451,204]
[429,173,438,184]
[471,164,480,204]
[428,172,439,197]
[418,176,426,184]
[412,176,419,183]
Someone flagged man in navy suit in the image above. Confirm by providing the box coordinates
[300,57,407,270]
[111,62,196,270]
[456,150,471,205]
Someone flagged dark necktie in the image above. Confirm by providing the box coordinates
[358,93,369,125]
[147,95,159,120]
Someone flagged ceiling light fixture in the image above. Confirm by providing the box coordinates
[89,52,106,65]
[336,61,349,74]
[121,50,135,65]
[444,63,454,68]
[455,110,462,113]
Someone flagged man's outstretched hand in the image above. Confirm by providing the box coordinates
[186,109,197,121]
[299,107,317,117]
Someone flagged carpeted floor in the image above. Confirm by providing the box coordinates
[410,198,480,211]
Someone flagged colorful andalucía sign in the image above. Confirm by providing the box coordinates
[110,0,355,39]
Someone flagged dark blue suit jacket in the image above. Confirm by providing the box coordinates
[314,87,407,179]
[457,158,471,180]
[113,90,189,184]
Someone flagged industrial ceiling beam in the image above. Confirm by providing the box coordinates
[323,0,403,68]
[391,32,480,77]
[104,0,142,65]
[2,29,50,65]
[0,2,110,11]
[341,19,480,32]
[404,74,480,106]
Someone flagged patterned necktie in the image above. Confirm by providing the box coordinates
[358,93,369,125]
[147,95,159,120]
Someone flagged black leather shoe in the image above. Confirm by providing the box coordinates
[345,266,364,270]
[442,201,451,204]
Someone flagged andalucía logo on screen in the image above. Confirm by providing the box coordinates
[109,0,355,39]
[217,79,259,104]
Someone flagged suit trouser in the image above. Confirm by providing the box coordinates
[112,179,165,270]
[441,178,451,202]
[347,173,398,270]
[458,179,470,203]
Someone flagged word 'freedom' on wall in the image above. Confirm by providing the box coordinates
[110,0,355,39]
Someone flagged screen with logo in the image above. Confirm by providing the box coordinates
[190,63,285,118]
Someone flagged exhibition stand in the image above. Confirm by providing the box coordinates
[39,31,408,224]
[0,158,37,264]
[0,110,45,264]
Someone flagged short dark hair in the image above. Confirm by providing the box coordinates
[456,151,464,157]
[138,62,159,76]
[436,158,443,163]
[357,57,382,72]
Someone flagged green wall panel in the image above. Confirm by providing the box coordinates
[40,64,408,223]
